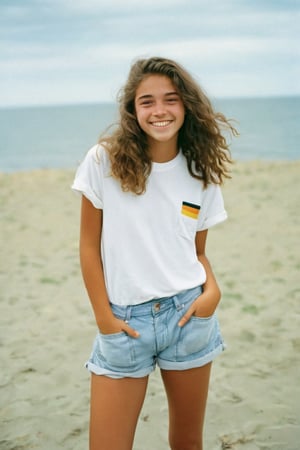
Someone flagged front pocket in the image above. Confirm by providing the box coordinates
[177,315,215,357]
[96,331,134,368]
[176,215,198,240]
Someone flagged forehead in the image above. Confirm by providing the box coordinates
[135,74,178,98]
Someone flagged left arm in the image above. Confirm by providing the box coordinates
[178,229,221,326]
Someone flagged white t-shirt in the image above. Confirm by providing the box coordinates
[72,145,227,306]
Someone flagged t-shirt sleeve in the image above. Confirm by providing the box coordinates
[197,183,227,231]
[71,145,104,209]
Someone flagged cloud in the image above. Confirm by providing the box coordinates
[0,0,299,106]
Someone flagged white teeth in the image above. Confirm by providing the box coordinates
[151,121,171,127]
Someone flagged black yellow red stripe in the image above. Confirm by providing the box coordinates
[181,201,201,219]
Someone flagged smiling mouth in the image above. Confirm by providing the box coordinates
[150,120,173,127]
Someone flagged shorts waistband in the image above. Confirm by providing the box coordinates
[110,285,202,321]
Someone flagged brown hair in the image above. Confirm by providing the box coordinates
[100,56,237,194]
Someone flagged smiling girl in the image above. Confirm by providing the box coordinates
[72,57,237,450]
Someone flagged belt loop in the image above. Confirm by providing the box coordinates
[173,295,184,311]
[125,306,132,322]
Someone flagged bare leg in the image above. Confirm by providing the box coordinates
[90,374,149,450]
[161,363,212,450]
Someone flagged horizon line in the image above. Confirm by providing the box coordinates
[1,93,299,111]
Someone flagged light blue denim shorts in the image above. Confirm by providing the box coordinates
[86,285,225,379]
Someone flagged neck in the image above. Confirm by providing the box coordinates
[149,139,179,163]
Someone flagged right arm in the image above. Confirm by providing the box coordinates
[79,195,139,337]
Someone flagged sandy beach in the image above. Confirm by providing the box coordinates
[0,160,299,450]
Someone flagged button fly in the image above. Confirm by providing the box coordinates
[154,303,160,312]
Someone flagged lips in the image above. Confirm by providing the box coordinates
[150,120,173,127]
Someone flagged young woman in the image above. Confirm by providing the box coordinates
[72,56,236,450]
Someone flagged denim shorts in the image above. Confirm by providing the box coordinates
[86,285,225,379]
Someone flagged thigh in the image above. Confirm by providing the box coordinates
[90,374,149,450]
[161,363,212,450]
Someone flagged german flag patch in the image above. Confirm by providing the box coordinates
[181,201,201,219]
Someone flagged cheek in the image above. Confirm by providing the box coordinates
[135,110,147,128]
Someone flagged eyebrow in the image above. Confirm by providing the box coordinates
[136,91,180,101]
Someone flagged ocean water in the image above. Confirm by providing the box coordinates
[0,97,299,172]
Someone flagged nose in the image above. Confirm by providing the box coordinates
[153,101,166,116]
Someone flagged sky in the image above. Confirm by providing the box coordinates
[1,0,299,107]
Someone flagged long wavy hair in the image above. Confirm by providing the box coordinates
[100,56,237,194]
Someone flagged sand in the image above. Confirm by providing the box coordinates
[0,161,299,450]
